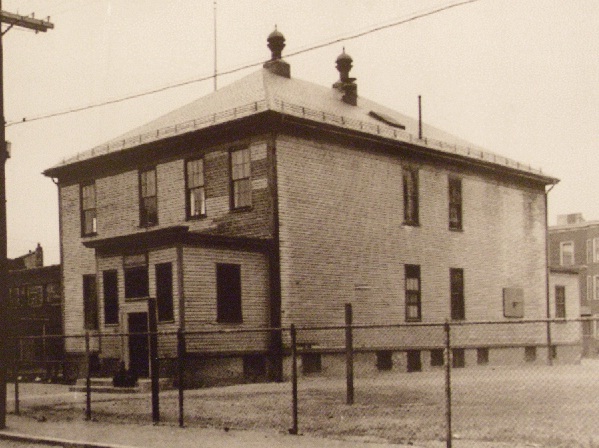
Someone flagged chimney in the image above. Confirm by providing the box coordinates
[333,49,357,106]
[556,213,585,226]
[263,26,290,78]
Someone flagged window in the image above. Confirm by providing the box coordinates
[430,349,444,367]
[594,237,599,262]
[406,350,422,372]
[103,270,119,325]
[231,148,251,209]
[559,241,574,266]
[186,158,206,219]
[302,353,322,374]
[588,275,593,302]
[81,182,97,236]
[27,285,43,307]
[83,274,98,330]
[376,351,393,371]
[477,348,489,365]
[450,268,465,320]
[555,285,566,318]
[452,348,465,368]
[139,168,158,227]
[216,263,242,323]
[595,275,599,301]
[524,346,536,363]
[448,177,462,230]
[403,167,419,225]
[405,265,421,321]
[587,239,593,264]
[45,282,61,305]
[124,266,149,299]
[156,263,174,322]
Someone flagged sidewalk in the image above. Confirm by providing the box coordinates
[0,415,538,448]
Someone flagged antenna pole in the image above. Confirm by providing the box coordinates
[213,0,217,91]
[418,95,423,140]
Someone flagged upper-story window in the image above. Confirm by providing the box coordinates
[186,158,206,219]
[231,147,251,209]
[560,241,574,266]
[81,182,97,236]
[587,238,599,264]
[450,268,465,320]
[448,177,462,230]
[403,167,419,226]
[555,285,566,318]
[140,168,158,227]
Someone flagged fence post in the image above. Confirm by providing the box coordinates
[13,337,19,416]
[148,297,160,424]
[289,324,298,435]
[177,328,186,428]
[85,331,91,421]
[345,303,354,405]
[444,321,452,448]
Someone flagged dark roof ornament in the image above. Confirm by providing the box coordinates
[333,48,357,106]
[264,26,290,78]
[267,26,285,60]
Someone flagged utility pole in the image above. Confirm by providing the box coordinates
[0,4,53,429]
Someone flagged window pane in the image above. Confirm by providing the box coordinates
[234,178,252,208]
[403,168,418,224]
[187,159,204,189]
[142,196,158,226]
[189,187,206,217]
[405,265,421,321]
[84,210,97,235]
[141,169,156,197]
[450,268,465,320]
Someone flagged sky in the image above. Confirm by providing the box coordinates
[2,0,599,266]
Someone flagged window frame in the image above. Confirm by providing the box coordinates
[404,264,421,322]
[80,181,97,236]
[230,147,252,210]
[216,263,242,324]
[559,241,574,266]
[448,176,462,230]
[402,167,419,226]
[185,158,206,219]
[555,285,566,318]
[450,268,465,321]
[139,167,158,227]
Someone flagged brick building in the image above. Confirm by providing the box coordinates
[43,30,574,383]
[549,213,599,356]
[8,245,63,378]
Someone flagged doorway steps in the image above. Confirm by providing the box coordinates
[69,377,172,394]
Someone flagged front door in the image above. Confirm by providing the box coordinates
[128,312,149,378]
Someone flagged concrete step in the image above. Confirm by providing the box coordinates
[69,378,172,394]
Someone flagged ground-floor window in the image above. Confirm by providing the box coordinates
[302,353,322,374]
[525,346,536,362]
[430,349,444,367]
[477,347,489,365]
[216,263,242,323]
[452,348,465,368]
[376,351,393,371]
[407,350,421,372]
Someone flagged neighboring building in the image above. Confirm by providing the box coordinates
[549,213,599,356]
[44,30,572,383]
[8,245,63,378]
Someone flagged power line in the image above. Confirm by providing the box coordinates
[6,0,479,128]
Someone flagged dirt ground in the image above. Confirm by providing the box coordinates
[8,360,599,447]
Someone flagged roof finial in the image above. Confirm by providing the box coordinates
[267,26,285,60]
[333,48,357,106]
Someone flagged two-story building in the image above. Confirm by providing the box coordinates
[549,213,599,356]
[43,30,575,384]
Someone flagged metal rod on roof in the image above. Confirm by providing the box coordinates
[418,95,423,140]
[213,0,217,91]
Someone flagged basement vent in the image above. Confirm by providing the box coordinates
[368,111,405,130]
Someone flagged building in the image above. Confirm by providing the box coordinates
[8,245,63,379]
[43,30,574,383]
[549,213,599,356]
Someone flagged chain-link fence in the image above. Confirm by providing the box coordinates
[9,313,598,447]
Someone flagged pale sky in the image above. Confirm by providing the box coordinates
[3,0,599,265]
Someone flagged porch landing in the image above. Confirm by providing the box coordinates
[70,377,172,394]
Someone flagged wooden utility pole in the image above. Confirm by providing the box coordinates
[0,4,53,429]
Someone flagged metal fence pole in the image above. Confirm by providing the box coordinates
[345,303,354,405]
[148,297,160,424]
[85,331,91,421]
[444,321,452,448]
[289,324,298,435]
[13,337,19,416]
[177,328,186,428]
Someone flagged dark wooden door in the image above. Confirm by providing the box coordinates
[128,312,149,378]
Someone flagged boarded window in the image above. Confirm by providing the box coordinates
[103,270,119,325]
[216,263,242,323]
[448,177,462,230]
[83,274,98,330]
[403,167,419,226]
[450,268,465,320]
[156,263,174,322]
[405,265,421,321]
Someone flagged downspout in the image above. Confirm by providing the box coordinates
[545,181,558,366]
[52,178,67,360]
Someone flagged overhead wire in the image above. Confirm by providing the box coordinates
[6,0,479,128]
